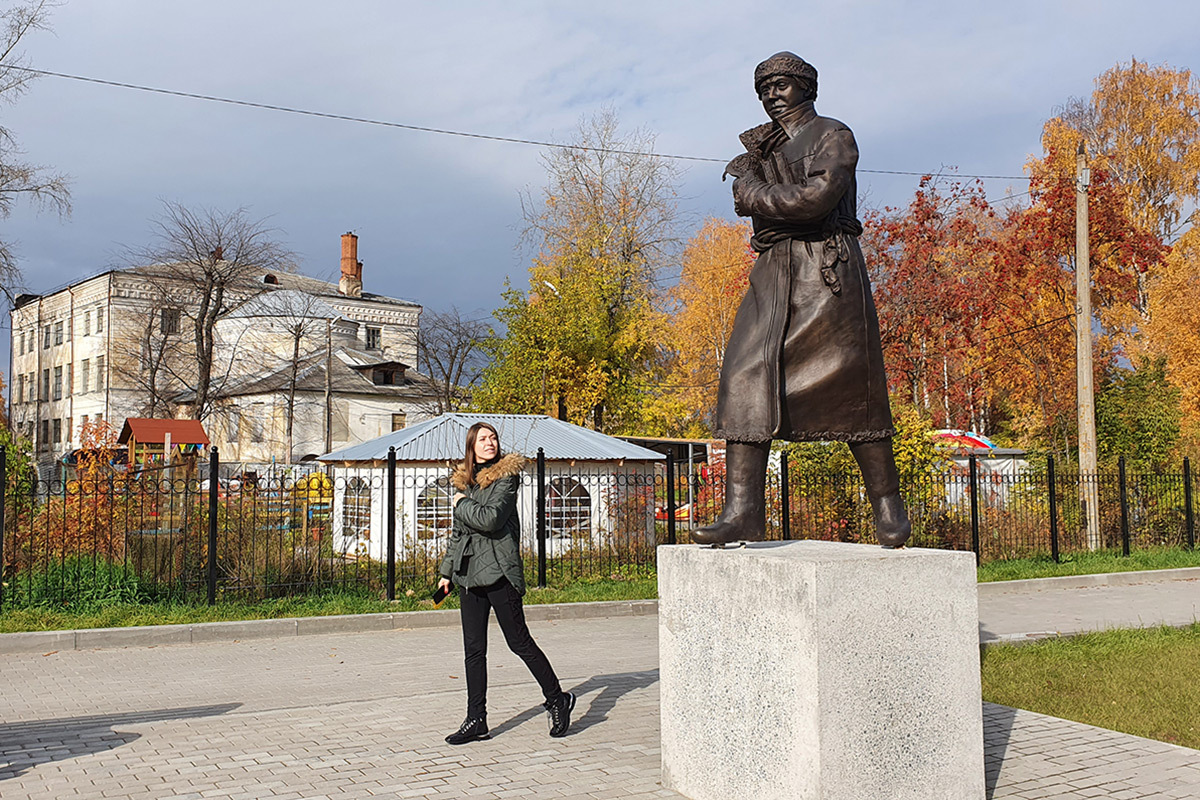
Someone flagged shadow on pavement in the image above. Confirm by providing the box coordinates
[0,703,242,780]
[489,669,659,738]
[983,701,1017,799]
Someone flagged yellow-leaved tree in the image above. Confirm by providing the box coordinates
[1049,59,1199,327]
[650,218,753,436]
[473,110,679,433]
[1145,226,1200,448]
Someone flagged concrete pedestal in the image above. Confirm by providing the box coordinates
[658,540,984,800]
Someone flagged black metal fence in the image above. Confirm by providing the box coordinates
[0,445,1195,610]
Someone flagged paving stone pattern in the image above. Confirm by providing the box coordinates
[3,599,1200,798]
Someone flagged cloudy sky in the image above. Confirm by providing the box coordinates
[4,0,1199,344]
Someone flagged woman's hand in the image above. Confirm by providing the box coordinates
[452,492,466,508]
[437,577,452,593]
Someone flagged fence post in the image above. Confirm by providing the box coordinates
[386,446,396,601]
[0,446,6,612]
[536,447,547,589]
[1181,456,1196,551]
[1048,455,1060,563]
[969,454,980,563]
[780,449,790,541]
[666,450,677,545]
[1118,456,1130,557]
[207,447,219,605]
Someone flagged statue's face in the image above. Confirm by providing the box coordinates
[759,75,805,122]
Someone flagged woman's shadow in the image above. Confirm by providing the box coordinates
[489,669,658,738]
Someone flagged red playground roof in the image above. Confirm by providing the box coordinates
[118,417,211,446]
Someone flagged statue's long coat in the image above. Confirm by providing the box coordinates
[715,102,894,444]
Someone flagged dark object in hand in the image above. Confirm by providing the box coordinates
[432,584,451,605]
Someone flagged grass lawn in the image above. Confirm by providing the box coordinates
[981,623,1200,750]
[976,546,1200,582]
[0,574,659,634]
[4,546,1199,633]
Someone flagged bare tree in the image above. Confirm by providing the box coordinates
[417,307,489,413]
[125,202,295,419]
[0,0,71,302]
[265,290,329,462]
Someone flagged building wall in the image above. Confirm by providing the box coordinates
[8,265,423,478]
[10,273,115,476]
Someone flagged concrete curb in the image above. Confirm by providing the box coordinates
[976,566,1200,596]
[4,567,1198,655]
[0,598,660,654]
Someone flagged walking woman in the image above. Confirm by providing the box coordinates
[438,422,575,744]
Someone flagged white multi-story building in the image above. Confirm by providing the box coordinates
[8,233,440,477]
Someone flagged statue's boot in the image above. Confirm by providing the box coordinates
[849,439,912,548]
[692,442,770,545]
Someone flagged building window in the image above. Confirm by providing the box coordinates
[41,369,50,401]
[391,412,407,431]
[81,359,90,393]
[40,419,49,450]
[15,374,23,405]
[227,415,239,444]
[341,476,372,542]
[64,417,72,444]
[18,331,25,353]
[81,414,89,433]
[416,475,453,540]
[160,307,180,335]
[51,418,61,444]
[52,366,63,401]
[373,369,395,385]
[548,477,592,537]
[53,321,63,346]
[43,325,51,349]
[83,311,91,335]
[95,306,104,333]
[96,356,105,391]
[27,371,35,402]
[365,326,382,350]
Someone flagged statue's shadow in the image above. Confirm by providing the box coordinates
[0,704,242,780]
[489,669,659,738]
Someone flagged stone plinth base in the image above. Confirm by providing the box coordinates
[658,540,983,800]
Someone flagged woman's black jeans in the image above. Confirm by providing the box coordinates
[459,578,562,719]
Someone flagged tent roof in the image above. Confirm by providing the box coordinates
[118,418,210,446]
[319,413,665,463]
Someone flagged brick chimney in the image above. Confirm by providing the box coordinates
[338,232,363,297]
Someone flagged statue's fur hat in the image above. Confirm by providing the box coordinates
[754,52,818,94]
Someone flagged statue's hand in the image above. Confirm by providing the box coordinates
[732,176,759,217]
[723,152,760,182]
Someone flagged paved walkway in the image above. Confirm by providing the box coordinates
[2,571,1198,799]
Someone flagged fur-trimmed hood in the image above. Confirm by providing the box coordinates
[450,452,528,491]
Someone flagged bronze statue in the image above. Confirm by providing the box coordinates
[693,52,911,548]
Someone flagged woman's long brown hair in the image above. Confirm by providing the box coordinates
[462,422,502,487]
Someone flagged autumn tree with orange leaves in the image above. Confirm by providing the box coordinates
[652,219,754,436]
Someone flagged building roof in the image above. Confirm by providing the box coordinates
[319,413,666,463]
[268,271,421,309]
[118,418,211,446]
[178,347,440,402]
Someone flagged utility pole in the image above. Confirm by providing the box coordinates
[1076,142,1100,549]
[324,318,333,454]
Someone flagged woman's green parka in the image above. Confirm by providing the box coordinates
[439,453,528,594]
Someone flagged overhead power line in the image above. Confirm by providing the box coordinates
[14,65,1031,181]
